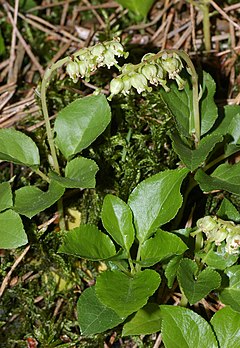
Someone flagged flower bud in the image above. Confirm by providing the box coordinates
[130,73,151,94]
[160,53,183,78]
[122,75,132,95]
[109,77,124,100]
[78,60,89,77]
[197,216,217,233]
[103,50,118,69]
[66,61,80,83]
[141,64,158,84]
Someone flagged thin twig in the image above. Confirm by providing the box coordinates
[0,245,30,298]
[209,0,240,30]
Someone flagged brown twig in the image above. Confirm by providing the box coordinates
[0,245,30,298]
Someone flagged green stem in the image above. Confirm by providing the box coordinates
[40,57,70,174]
[128,255,135,275]
[204,153,229,171]
[34,168,50,183]
[200,0,211,52]
[179,292,188,307]
[135,243,142,273]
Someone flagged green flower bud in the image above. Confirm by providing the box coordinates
[197,216,217,233]
[141,64,158,84]
[105,39,125,58]
[109,77,124,100]
[78,60,89,77]
[122,75,132,95]
[207,227,227,246]
[90,43,105,57]
[130,73,151,94]
[121,63,135,74]
[102,50,118,69]
[66,61,80,83]
[160,53,183,78]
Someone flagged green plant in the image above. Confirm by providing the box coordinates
[1,38,240,346]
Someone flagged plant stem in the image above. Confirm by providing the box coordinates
[40,57,70,174]
[135,243,142,272]
[179,292,188,307]
[200,0,211,52]
[34,168,50,183]
[40,56,70,230]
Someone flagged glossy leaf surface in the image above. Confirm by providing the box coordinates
[0,182,12,212]
[219,265,240,312]
[0,210,27,249]
[77,286,123,335]
[50,157,99,188]
[58,224,116,260]
[200,72,218,135]
[128,168,189,243]
[95,269,161,317]
[54,95,111,159]
[101,194,135,252]
[177,259,221,304]
[171,132,223,171]
[217,198,240,223]
[165,255,183,288]
[122,303,162,336]
[14,181,65,218]
[195,162,240,195]
[161,305,218,348]
[140,230,188,267]
[0,128,40,167]
[211,306,240,348]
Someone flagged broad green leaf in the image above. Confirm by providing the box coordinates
[14,181,65,218]
[165,255,183,288]
[0,128,40,167]
[219,265,240,312]
[54,95,111,159]
[160,80,191,138]
[58,224,116,260]
[212,104,240,157]
[128,168,189,243]
[198,246,238,270]
[200,72,218,135]
[50,157,99,188]
[211,306,240,348]
[0,182,13,212]
[195,162,240,195]
[217,198,240,223]
[101,194,135,252]
[140,229,188,267]
[177,259,221,304]
[170,132,223,171]
[115,0,155,17]
[95,269,161,317]
[213,105,240,137]
[160,305,218,348]
[122,303,162,336]
[0,210,28,249]
[77,286,123,335]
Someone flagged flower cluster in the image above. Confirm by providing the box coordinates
[196,216,240,255]
[109,52,186,100]
[66,38,128,83]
